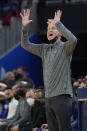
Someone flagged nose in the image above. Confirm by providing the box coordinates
[48,30,52,34]
[48,28,52,31]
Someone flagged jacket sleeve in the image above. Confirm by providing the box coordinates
[56,22,77,55]
[5,103,20,126]
[21,26,44,57]
[12,101,31,126]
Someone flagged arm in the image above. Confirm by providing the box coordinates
[12,100,31,126]
[21,26,43,57]
[4,115,16,123]
[20,9,43,57]
[56,21,77,55]
[5,104,20,125]
[51,10,77,55]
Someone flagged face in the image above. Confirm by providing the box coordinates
[17,68,26,76]
[26,89,34,99]
[6,73,15,81]
[47,24,61,41]
[80,82,86,88]
[33,91,43,99]
[5,89,13,99]
[0,86,5,91]
[73,81,79,87]
[33,91,39,99]
[8,74,15,81]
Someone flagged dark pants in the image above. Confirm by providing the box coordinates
[0,123,12,131]
[0,123,7,131]
[45,95,72,131]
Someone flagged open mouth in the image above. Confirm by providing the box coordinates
[48,33,54,37]
[49,33,53,36]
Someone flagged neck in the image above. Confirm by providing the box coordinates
[54,37,61,44]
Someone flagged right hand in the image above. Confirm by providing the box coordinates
[0,119,4,122]
[41,124,48,130]
[20,9,32,27]
[0,121,6,125]
[11,125,19,131]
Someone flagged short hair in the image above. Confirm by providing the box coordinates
[17,66,27,73]
[47,19,53,25]
[15,89,26,98]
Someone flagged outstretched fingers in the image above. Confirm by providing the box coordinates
[20,13,24,19]
[56,10,62,18]
[24,9,30,16]
[27,9,30,16]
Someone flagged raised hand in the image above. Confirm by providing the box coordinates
[41,124,48,130]
[51,10,62,25]
[20,9,32,27]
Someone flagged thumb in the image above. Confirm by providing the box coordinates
[28,20,32,24]
[23,20,32,27]
[26,20,32,25]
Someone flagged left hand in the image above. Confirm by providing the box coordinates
[51,10,62,25]
[11,125,19,131]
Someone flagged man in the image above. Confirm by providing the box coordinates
[5,89,18,119]
[20,9,77,131]
[14,66,34,88]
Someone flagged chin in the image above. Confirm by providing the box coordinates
[48,37,55,41]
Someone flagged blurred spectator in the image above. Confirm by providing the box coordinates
[14,66,28,81]
[2,72,15,88]
[11,89,35,131]
[79,79,86,88]
[0,89,31,131]
[3,9,20,26]
[5,89,18,119]
[26,88,35,99]
[13,66,34,88]
[26,89,35,108]
[10,89,33,131]
[12,81,34,97]
[0,0,24,26]
[32,89,46,131]
[14,89,46,131]
[0,82,8,91]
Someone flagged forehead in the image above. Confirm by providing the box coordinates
[47,24,56,29]
[26,89,34,95]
